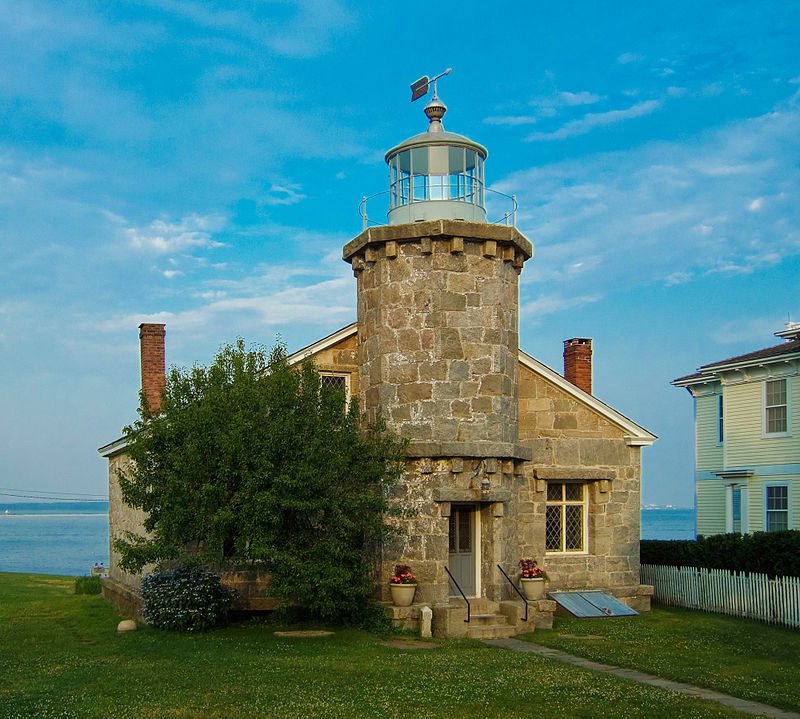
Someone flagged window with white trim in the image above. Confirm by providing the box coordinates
[319,373,351,403]
[717,394,724,445]
[764,379,788,435]
[545,482,587,553]
[765,485,789,532]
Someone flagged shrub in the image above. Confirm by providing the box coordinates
[641,530,800,578]
[74,575,102,595]
[116,340,406,624]
[140,566,236,631]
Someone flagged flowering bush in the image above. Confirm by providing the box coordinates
[518,558,549,580]
[390,564,417,585]
[140,566,236,631]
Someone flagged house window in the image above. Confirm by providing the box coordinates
[731,486,741,533]
[319,373,350,402]
[765,485,789,532]
[545,482,587,553]
[765,379,788,435]
[718,394,724,445]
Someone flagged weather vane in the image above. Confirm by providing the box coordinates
[410,68,452,102]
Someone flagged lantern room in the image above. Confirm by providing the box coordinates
[385,94,487,225]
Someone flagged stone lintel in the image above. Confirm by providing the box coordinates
[404,440,532,461]
[433,488,512,503]
[343,220,532,262]
[533,467,615,481]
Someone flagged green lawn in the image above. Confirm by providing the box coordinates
[523,605,800,713]
[0,573,778,719]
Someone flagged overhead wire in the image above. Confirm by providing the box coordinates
[0,487,108,502]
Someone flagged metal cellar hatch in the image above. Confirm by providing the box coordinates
[549,591,638,618]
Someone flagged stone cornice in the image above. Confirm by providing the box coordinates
[404,440,532,461]
[343,219,533,263]
[533,467,616,480]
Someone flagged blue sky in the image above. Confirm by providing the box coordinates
[1,1,798,507]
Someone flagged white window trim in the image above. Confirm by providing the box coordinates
[319,372,351,404]
[763,378,791,438]
[764,482,792,532]
[545,481,589,556]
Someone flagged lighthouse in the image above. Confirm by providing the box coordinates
[343,73,534,606]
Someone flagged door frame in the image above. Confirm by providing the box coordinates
[448,503,481,598]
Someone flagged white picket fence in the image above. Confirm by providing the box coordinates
[641,564,800,630]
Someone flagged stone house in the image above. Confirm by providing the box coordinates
[99,91,656,636]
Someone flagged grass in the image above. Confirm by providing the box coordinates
[522,605,800,713]
[73,575,103,595]
[0,574,781,719]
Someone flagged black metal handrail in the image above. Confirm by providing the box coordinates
[497,564,529,622]
[444,566,470,623]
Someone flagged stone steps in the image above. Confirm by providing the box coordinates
[463,600,517,639]
[466,622,517,640]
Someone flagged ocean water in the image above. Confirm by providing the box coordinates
[0,502,109,576]
[0,502,696,576]
[640,508,696,540]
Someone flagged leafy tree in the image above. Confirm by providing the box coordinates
[115,340,406,621]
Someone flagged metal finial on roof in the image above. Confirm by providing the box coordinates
[410,68,452,132]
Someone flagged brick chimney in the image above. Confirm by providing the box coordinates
[563,338,592,394]
[139,323,166,415]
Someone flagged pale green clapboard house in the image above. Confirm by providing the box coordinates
[673,323,800,537]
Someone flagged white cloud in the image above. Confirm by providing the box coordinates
[711,316,792,345]
[142,0,357,59]
[521,294,601,318]
[559,91,603,106]
[748,197,763,211]
[499,90,800,302]
[664,271,692,286]
[97,275,354,336]
[162,270,183,279]
[263,184,306,206]
[484,116,538,126]
[618,52,642,64]
[125,214,227,254]
[526,100,663,141]
[667,86,688,98]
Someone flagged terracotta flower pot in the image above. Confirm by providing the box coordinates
[390,583,417,606]
[520,578,545,601]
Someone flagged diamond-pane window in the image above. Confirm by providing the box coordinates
[545,505,561,551]
[545,482,587,553]
[319,374,350,403]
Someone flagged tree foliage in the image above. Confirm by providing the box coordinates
[115,340,406,621]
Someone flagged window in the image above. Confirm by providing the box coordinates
[319,373,350,403]
[545,482,587,553]
[765,485,789,532]
[765,379,788,435]
[718,394,724,445]
[731,486,741,533]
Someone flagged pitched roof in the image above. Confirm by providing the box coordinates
[673,338,800,386]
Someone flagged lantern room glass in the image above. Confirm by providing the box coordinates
[388,145,484,209]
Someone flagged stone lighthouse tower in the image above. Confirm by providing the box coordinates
[343,77,533,617]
